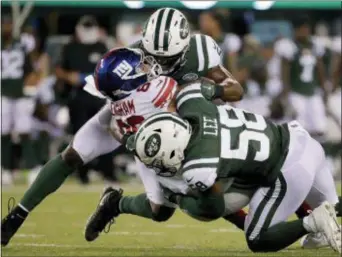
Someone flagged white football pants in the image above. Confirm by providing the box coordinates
[245,121,338,241]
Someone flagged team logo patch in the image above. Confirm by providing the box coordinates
[144,133,161,157]
[182,73,199,81]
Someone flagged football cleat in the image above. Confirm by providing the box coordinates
[1,198,27,246]
[306,201,341,253]
[301,225,342,249]
[300,232,329,249]
[84,187,123,242]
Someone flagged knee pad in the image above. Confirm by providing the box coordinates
[151,205,175,222]
[61,145,84,169]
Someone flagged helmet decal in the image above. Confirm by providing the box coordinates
[154,8,166,51]
[162,9,175,51]
[179,18,189,39]
[144,133,161,157]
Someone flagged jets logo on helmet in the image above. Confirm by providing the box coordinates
[134,112,192,176]
[179,18,189,39]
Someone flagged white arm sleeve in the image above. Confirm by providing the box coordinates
[182,167,217,192]
[135,157,166,205]
[331,37,341,54]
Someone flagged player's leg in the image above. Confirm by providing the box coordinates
[289,92,309,129]
[222,184,257,230]
[328,88,342,126]
[1,104,121,246]
[244,123,340,252]
[85,158,176,242]
[1,96,14,185]
[300,145,341,249]
[307,93,327,140]
[14,97,40,172]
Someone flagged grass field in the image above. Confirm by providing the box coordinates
[1,181,341,257]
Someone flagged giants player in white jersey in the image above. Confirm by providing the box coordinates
[1,45,244,246]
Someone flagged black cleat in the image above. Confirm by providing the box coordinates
[1,198,27,246]
[84,187,123,242]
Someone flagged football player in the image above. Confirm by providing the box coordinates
[1,39,242,247]
[1,15,38,185]
[1,7,244,246]
[129,82,341,253]
[275,15,328,141]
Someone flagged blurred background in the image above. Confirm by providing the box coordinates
[1,0,341,187]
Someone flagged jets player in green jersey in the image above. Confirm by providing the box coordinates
[1,15,38,185]
[130,82,341,253]
[131,8,243,95]
[275,15,328,141]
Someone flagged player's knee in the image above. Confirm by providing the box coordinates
[246,238,265,253]
[151,205,175,222]
[61,145,84,169]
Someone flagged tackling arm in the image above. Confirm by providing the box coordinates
[176,182,225,221]
[204,65,244,102]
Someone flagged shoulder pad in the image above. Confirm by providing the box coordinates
[311,37,326,57]
[193,34,222,72]
[274,38,297,60]
[223,33,242,53]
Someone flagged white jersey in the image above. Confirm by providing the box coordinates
[84,74,188,202]
[84,75,177,134]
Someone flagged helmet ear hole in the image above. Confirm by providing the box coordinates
[170,150,175,159]
[154,129,162,133]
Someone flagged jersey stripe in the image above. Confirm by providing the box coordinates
[183,158,219,169]
[201,35,209,71]
[152,77,168,103]
[163,9,175,51]
[153,77,176,108]
[158,8,170,52]
[154,9,166,51]
[247,176,286,241]
[176,83,201,101]
[195,35,205,71]
[182,163,218,174]
[177,93,202,109]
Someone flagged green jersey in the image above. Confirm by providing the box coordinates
[175,82,290,191]
[131,33,223,85]
[1,39,33,98]
[275,38,325,96]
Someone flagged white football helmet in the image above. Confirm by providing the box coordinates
[142,8,191,74]
[134,112,192,177]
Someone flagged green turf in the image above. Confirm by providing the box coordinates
[1,182,341,257]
